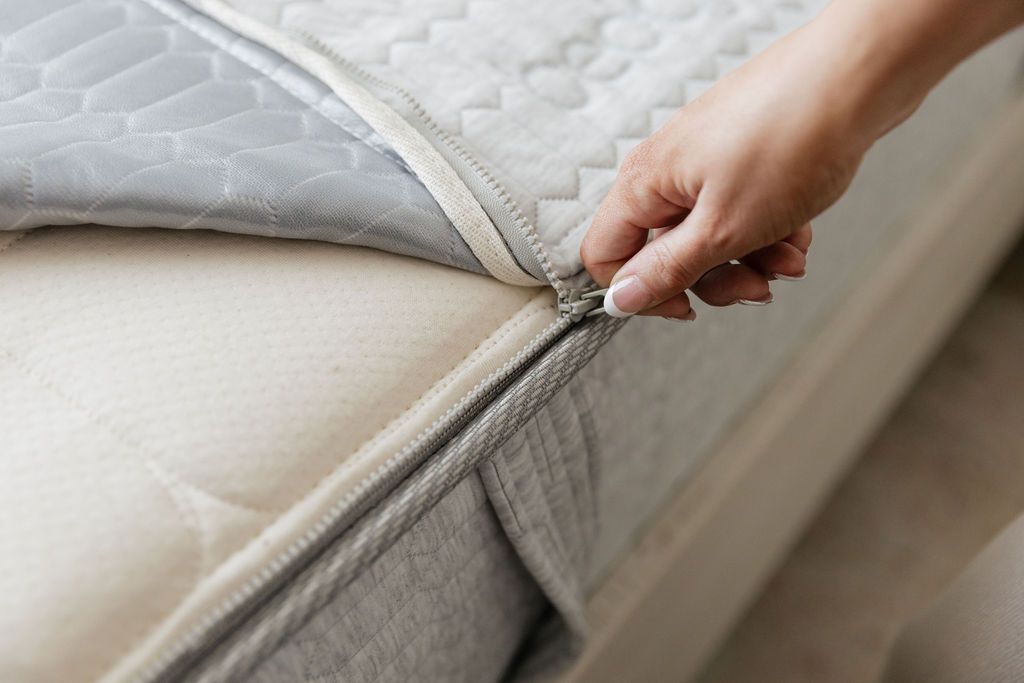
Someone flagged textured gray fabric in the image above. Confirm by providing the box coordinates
[16,10,1015,680]
[479,379,602,676]
[248,474,547,683]
[481,388,597,630]
[0,0,487,274]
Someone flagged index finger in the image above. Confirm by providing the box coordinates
[580,150,692,286]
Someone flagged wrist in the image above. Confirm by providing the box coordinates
[807,0,1024,144]
[801,7,933,147]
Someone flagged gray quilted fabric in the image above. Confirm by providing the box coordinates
[239,344,610,683]
[248,475,546,683]
[0,0,486,274]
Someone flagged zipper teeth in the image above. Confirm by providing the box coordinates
[293,30,568,299]
[139,314,572,683]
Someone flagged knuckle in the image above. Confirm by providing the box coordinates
[648,239,694,292]
[700,209,745,257]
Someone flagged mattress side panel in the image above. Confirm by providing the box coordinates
[248,474,546,683]
[0,0,492,276]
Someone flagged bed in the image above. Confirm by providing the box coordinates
[2,1,1023,681]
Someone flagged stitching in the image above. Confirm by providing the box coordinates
[309,538,499,682]
[0,346,207,680]
[292,497,489,646]
[0,344,269,514]
[101,288,557,680]
[267,21,552,287]
[140,0,401,162]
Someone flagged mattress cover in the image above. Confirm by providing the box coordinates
[1,0,830,292]
[204,0,826,281]
[0,0,538,284]
[3,0,1022,681]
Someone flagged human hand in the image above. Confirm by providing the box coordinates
[580,10,928,320]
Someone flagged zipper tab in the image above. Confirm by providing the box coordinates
[559,288,609,323]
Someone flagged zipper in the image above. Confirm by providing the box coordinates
[139,310,574,683]
[135,5,609,678]
[289,29,566,296]
[559,287,610,323]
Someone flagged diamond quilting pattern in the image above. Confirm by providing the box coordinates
[226,0,824,277]
[0,0,487,274]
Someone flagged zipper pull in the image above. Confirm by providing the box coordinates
[559,288,609,322]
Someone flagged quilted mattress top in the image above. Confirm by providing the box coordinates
[0,227,557,682]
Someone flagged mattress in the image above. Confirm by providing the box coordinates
[2,0,1022,681]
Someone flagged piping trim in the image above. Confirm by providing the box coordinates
[180,0,540,287]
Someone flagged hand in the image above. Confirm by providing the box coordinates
[581,22,880,320]
[580,0,1024,321]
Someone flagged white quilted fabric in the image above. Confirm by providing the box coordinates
[0,226,557,683]
[212,0,826,278]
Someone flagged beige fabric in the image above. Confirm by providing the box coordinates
[0,226,557,683]
[883,514,1024,683]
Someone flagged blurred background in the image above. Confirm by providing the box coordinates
[700,239,1024,682]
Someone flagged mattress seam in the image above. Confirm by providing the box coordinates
[169,315,623,683]
[105,291,558,682]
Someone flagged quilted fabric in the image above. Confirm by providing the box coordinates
[249,474,546,683]
[0,225,557,683]
[214,0,826,278]
[0,0,491,275]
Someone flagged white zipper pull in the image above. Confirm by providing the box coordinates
[558,288,609,322]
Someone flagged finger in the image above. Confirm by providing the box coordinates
[740,241,806,280]
[603,200,763,317]
[690,263,772,307]
[580,146,692,285]
[784,223,813,254]
[639,292,696,321]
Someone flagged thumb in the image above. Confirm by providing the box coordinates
[580,144,693,286]
[604,200,754,318]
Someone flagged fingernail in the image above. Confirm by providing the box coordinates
[662,310,697,323]
[738,294,773,306]
[605,276,650,318]
[772,271,806,281]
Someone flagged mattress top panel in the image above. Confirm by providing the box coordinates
[0,226,557,683]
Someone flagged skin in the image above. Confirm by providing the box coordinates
[581,0,1024,321]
